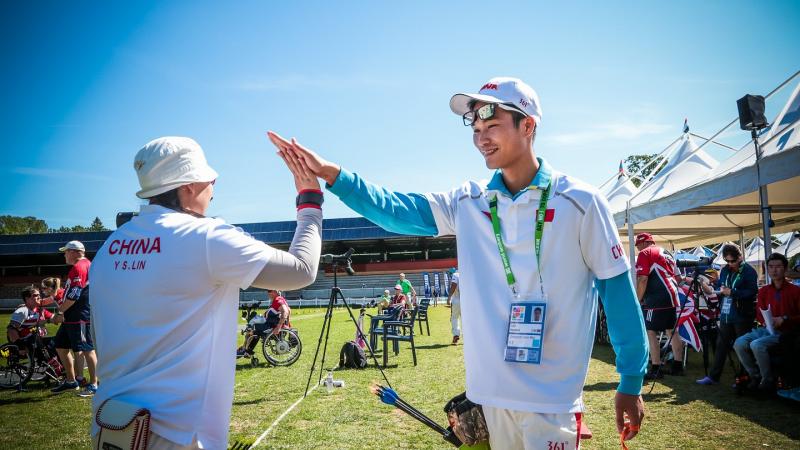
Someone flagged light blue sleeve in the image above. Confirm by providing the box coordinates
[596,272,648,395]
[326,168,439,236]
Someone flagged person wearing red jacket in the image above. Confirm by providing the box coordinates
[733,253,800,391]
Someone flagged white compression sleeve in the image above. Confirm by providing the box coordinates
[252,208,322,290]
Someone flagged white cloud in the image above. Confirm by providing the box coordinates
[12,167,113,182]
[542,121,673,146]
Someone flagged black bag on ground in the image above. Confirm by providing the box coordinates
[339,341,367,369]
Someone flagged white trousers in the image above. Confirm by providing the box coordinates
[482,406,580,450]
[450,299,462,336]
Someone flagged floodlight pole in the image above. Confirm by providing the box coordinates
[752,129,773,265]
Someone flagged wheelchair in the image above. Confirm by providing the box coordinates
[237,303,302,368]
[0,331,63,390]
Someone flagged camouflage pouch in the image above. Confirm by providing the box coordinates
[444,392,490,446]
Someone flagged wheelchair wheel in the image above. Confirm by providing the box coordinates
[0,344,34,389]
[262,329,302,367]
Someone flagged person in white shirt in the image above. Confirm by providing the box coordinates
[446,268,461,345]
[90,136,323,450]
[267,77,648,449]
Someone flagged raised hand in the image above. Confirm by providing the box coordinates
[269,133,321,193]
[267,131,340,185]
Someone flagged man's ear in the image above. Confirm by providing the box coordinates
[524,117,536,137]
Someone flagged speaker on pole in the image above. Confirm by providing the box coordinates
[736,94,768,131]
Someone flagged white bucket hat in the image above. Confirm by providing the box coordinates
[134,137,219,199]
[450,77,542,125]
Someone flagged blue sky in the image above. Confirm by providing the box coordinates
[1,1,798,229]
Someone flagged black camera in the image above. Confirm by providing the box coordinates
[675,256,713,268]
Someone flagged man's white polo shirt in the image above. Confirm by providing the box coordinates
[90,205,275,448]
[424,160,629,413]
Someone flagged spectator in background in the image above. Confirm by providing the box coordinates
[697,243,758,386]
[388,284,407,320]
[447,267,461,345]
[51,240,98,397]
[379,289,391,311]
[7,286,62,350]
[41,276,86,385]
[634,233,685,378]
[733,253,800,392]
[237,289,292,358]
[396,273,417,306]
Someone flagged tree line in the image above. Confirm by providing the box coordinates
[0,215,109,235]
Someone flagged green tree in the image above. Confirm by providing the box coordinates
[624,154,666,187]
[89,217,108,232]
[0,215,49,235]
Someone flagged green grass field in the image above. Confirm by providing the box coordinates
[1,307,799,449]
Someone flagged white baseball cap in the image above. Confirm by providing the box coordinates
[450,77,542,124]
[59,240,85,252]
[394,284,402,290]
[134,136,219,199]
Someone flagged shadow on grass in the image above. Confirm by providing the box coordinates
[414,343,451,350]
[0,393,50,407]
[233,398,266,406]
[591,343,800,440]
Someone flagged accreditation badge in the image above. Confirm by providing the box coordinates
[504,295,546,364]
[721,296,732,315]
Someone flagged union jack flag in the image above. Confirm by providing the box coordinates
[677,289,702,351]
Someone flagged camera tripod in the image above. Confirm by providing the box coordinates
[304,249,393,397]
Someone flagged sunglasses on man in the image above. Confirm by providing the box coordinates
[462,103,526,126]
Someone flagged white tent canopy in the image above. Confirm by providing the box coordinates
[603,173,638,213]
[744,237,772,264]
[613,75,800,250]
[775,231,800,258]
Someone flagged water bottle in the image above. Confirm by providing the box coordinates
[325,370,334,393]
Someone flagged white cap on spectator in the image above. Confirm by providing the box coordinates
[394,284,402,290]
[134,136,218,199]
[59,240,85,252]
[450,77,542,125]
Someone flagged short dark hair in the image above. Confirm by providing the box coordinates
[766,252,789,268]
[721,244,742,259]
[148,188,182,209]
[21,285,38,301]
[467,100,527,129]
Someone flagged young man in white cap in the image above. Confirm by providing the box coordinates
[51,239,98,396]
[268,77,648,448]
[90,136,323,449]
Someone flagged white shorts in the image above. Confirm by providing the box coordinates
[93,432,202,450]
[483,406,581,450]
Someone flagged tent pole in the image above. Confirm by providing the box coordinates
[627,205,636,283]
[739,229,746,255]
[753,129,773,264]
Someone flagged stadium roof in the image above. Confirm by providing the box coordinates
[0,216,452,257]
